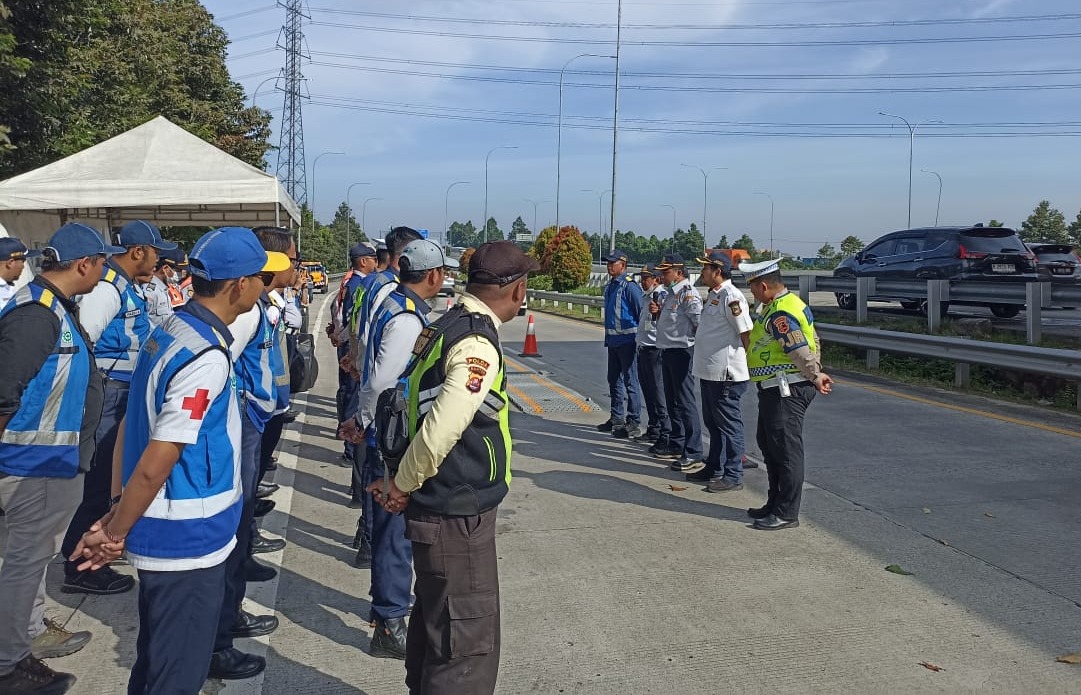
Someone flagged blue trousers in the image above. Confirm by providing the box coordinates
[606,342,641,426]
[636,345,669,439]
[366,446,412,622]
[336,345,357,459]
[700,379,748,484]
[129,564,226,695]
[214,414,261,652]
[661,347,703,460]
[354,443,374,540]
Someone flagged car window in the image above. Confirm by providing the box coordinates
[960,231,1027,253]
[924,232,950,251]
[863,239,895,258]
[892,237,924,255]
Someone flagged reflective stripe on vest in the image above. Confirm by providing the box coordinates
[123,313,242,564]
[361,288,426,385]
[746,292,818,382]
[236,298,283,430]
[95,267,151,381]
[0,284,91,478]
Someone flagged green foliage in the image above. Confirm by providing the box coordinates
[0,0,272,177]
[482,217,502,244]
[732,234,755,251]
[671,222,705,260]
[716,235,730,249]
[448,220,479,248]
[988,219,1005,228]
[1068,211,1081,245]
[818,242,836,258]
[526,274,552,291]
[530,225,591,292]
[510,215,529,239]
[1021,200,1069,243]
[839,235,865,258]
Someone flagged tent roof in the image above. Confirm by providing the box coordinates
[0,116,299,227]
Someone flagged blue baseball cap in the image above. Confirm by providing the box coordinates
[602,249,629,263]
[349,242,376,260]
[116,220,178,251]
[188,227,269,281]
[0,237,41,262]
[43,223,126,262]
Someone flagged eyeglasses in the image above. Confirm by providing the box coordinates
[288,257,302,269]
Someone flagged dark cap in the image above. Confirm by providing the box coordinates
[640,262,659,277]
[349,243,376,260]
[655,252,686,270]
[44,223,126,262]
[601,249,629,263]
[696,249,732,272]
[159,246,188,268]
[0,237,41,262]
[467,241,541,285]
[116,220,178,251]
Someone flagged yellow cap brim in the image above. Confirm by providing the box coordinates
[263,251,292,273]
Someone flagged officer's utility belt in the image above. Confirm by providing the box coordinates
[100,370,131,388]
[756,373,808,392]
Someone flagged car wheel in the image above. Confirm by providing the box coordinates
[917,299,950,317]
[900,300,921,312]
[989,303,1021,319]
[836,293,856,310]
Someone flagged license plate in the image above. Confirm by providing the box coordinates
[1052,267,1072,275]
[991,264,1015,273]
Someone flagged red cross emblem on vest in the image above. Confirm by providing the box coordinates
[181,389,211,420]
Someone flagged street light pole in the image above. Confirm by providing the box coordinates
[346,181,370,252]
[753,192,775,258]
[483,145,517,243]
[250,75,278,107]
[582,189,611,242]
[880,112,942,228]
[556,53,614,239]
[921,169,943,226]
[608,0,624,253]
[444,181,470,249]
[361,197,383,238]
[660,204,676,252]
[524,199,549,240]
[681,164,727,239]
[306,150,344,256]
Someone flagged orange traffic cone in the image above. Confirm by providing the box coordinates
[519,314,542,357]
[445,295,454,311]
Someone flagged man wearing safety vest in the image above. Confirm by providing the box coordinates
[599,249,644,439]
[373,240,538,694]
[61,220,177,596]
[71,227,272,694]
[0,223,123,694]
[143,246,186,325]
[739,259,833,531]
[329,243,377,467]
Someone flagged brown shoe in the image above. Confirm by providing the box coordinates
[0,655,76,693]
[31,618,92,659]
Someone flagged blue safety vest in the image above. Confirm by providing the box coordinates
[122,311,242,567]
[0,283,93,478]
[235,296,284,432]
[95,265,151,382]
[604,273,643,347]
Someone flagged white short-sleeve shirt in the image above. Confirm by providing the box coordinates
[691,279,753,382]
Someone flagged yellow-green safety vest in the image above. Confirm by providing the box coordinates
[746,291,818,382]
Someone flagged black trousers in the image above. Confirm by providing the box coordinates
[636,346,669,439]
[660,347,703,459]
[128,564,226,695]
[61,380,127,569]
[755,381,816,520]
[259,413,285,484]
[404,507,500,695]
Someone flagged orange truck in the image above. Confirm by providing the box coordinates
[708,248,751,267]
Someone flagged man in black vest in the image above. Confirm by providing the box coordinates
[374,241,537,695]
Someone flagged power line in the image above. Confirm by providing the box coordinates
[216,5,278,22]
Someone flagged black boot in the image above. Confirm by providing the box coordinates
[353,536,372,569]
[208,647,266,680]
[370,617,407,659]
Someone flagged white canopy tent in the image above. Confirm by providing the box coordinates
[0,116,299,254]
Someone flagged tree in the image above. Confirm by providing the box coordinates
[529,225,591,292]
[669,222,705,260]
[839,235,864,258]
[716,235,730,249]
[0,0,272,178]
[732,234,755,251]
[448,220,479,248]
[509,215,529,240]
[482,217,502,244]
[1068,211,1081,246]
[1021,200,1069,243]
[988,219,1005,228]
[817,242,835,258]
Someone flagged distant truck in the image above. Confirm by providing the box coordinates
[301,261,328,293]
[707,248,751,267]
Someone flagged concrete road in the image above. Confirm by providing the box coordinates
[5,295,1081,694]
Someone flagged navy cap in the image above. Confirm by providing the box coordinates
[602,249,629,263]
[43,223,126,262]
[655,252,686,270]
[158,246,188,267]
[188,227,268,281]
[468,241,541,285]
[640,262,659,277]
[349,243,376,260]
[0,237,41,262]
[696,249,732,272]
[116,220,178,251]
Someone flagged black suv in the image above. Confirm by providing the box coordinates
[833,226,1039,318]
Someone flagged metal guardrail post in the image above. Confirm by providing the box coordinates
[1026,283,1042,344]
[798,275,815,304]
[926,279,948,333]
[856,277,875,324]
[866,349,880,370]
[955,362,971,387]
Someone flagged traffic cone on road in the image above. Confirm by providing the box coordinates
[445,295,454,311]
[519,314,542,358]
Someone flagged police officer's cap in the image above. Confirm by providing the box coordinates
[601,249,629,264]
[655,252,686,270]
[739,258,781,282]
[640,262,660,277]
[349,243,377,260]
[696,250,732,273]
[0,237,41,262]
[468,241,541,286]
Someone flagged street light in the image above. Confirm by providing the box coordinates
[483,145,517,243]
[582,189,611,241]
[753,192,775,258]
[660,204,676,252]
[250,75,278,107]
[523,199,550,240]
[305,150,344,256]
[444,181,470,249]
[921,169,943,226]
[680,164,727,238]
[879,112,942,228]
[361,197,383,237]
[345,182,370,252]
[555,53,615,242]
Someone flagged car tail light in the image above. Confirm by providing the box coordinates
[959,244,988,259]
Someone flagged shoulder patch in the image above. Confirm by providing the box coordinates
[729,300,743,316]
[466,375,483,393]
[772,315,791,334]
[466,356,491,370]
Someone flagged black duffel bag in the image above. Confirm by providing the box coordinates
[290,332,319,393]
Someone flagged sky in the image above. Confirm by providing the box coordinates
[207,0,1081,256]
